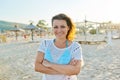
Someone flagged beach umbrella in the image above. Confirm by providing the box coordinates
[24,23,37,41]
[36,28,45,37]
[9,25,24,40]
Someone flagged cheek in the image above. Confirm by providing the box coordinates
[65,29,69,34]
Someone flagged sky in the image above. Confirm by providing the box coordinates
[0,0,120,26]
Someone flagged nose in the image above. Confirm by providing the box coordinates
[57,27,62,32]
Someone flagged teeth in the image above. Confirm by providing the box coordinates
[58,34,62,35]
[57,32,62,35]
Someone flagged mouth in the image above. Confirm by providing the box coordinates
[55,32,64,36]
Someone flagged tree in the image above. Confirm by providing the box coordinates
[36,20,49,37]
[36,20,48,30]
[89,29,96,35]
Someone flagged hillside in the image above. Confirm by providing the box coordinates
[0,20,27,32]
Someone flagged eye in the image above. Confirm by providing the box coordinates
[53,26,58,29]
[61,26,66,28]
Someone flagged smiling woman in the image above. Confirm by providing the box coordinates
[35,13,83,80]
[52,14,76,41]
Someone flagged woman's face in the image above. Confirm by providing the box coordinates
[52,20,69,39]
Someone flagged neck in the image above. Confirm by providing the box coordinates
[54,38,68,48]
[55,38,67,43]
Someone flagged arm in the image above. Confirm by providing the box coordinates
[34,51,61,74]
[42,59,82,76]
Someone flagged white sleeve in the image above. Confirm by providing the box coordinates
[71,42,83,60]
[37,40,46,53]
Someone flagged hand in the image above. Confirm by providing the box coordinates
[42,60,51,67]
[69,59,78,66]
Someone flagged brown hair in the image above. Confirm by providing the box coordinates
[52,13,76,41]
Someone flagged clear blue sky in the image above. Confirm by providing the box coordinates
[0,0,120,25]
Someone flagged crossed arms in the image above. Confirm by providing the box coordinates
[35,51,82,76]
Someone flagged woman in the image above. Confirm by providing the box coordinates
[35,13,83,80]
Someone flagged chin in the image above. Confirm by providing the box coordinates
[56,36,64,39]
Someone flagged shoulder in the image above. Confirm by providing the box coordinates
[70,41,82,52]
[72,41,81,47]
[44,39,53,43]
[38,39,53,52]
[42,39,53,47]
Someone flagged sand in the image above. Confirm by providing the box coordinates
[0,39,120,80]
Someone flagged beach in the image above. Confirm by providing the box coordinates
[0,39,120,80]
